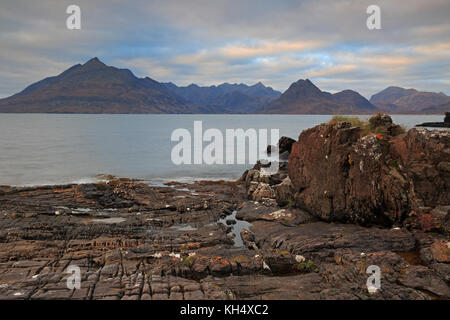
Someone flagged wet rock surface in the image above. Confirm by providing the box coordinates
[0,175,448,300]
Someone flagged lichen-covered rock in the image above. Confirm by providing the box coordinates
[288,115,449,226]
[274,177,293,206]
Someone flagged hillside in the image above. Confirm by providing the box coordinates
[258,79,377,114]
[0,58,191,114]
[370,86,450,113]
[164,81,281,112]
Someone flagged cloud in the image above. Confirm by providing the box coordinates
[0,0,449,98]
[218,41,323,59]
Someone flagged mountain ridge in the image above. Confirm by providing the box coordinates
[257,79,378,114]
[0,57,192,114]
[370,86,450,113]
[163,81,281,112]
[0,58,448,114]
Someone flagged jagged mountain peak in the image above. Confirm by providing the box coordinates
[81,57,107,69]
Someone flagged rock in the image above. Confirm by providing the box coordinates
[287,119,450,226]
[368,112,393,128]
[225,219,236,225]
[248,183,276,201]
[398,265,450,298]
[278,136,296,154]
[240,229,255,247]
[274,177,293,206]
[0,155,448,300]
[266,145,278,154]
[267,136,296,155]
[429,206,450,233]
[279,151,290,160]
[265,254,297,274]
[429,240,450,263]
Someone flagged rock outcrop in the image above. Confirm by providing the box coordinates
[244,114,449,229]
[0,114,448,300]
[288,114,449,227]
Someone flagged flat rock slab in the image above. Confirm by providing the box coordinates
[0,180,448,300]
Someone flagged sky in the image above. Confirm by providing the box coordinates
[0,0,449,99]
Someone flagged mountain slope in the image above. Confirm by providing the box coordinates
[421,102,450,114]
[370,86,450,113]
[0,58,191,114]
[258,79,377,114]
[164,82,281,112]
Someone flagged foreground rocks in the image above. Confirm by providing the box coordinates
[0,174,448,300]
[244,113,449,229]
[0,114,448,300]
[289,118,449,227]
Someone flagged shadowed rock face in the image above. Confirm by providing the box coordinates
[288,114,449,226]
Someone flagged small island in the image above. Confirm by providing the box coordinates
[416,112,450,128]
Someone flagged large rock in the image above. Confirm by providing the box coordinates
[267,136,296,154]
[288,114,450,226]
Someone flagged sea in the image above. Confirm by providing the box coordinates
[0,114,446,186]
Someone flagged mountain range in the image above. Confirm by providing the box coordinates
[369,86,450,114]
[0,58,448,114]
[257,79,377,114]
[0,58,191,113]
[164,82,280,113]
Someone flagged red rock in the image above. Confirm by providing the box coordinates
[288,115,450,226]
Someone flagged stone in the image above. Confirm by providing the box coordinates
[287,120,449,226]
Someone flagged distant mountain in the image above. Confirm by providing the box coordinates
[370,86,450,113]
[1,57,447,114]
[0,58,191,114]
[257,79,377,114]
[421,102,450,114]
[163,81,281,112]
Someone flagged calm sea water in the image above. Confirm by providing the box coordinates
[0,114,445,186]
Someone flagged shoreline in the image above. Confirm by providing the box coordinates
[0,177,448,300]
[0,114,448,300]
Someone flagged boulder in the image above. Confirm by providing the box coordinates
[267,136,296,154]
[288,114,450,226]
[274,177,293,206]
[368,112,393,128]
[278,136,296,154]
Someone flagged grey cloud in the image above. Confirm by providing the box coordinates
[0,0,449,98]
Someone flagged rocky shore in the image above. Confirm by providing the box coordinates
[0,114,448,300]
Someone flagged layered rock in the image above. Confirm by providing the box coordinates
[288,114,449,226]
[244,114,449,229]
[0,175,448,300]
